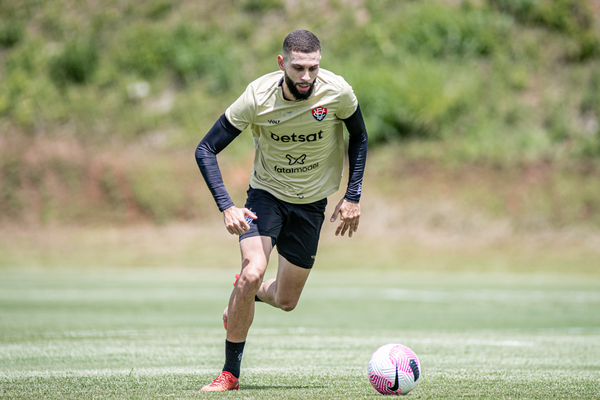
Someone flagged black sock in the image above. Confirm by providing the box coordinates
[223,340,245,379]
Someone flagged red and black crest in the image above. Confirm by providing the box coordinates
[311,106,327,122]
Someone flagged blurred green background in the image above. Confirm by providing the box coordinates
[1,0,600,239]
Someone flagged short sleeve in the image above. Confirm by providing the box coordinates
[225,83,257,131]
[335,79,358,120]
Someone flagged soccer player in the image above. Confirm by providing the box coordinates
[195,29,368,391]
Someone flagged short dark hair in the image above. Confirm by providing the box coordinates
[282,30,321,56]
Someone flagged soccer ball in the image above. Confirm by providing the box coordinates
[368,343,421,395]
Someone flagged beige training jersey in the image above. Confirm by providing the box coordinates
[225,68,358,204]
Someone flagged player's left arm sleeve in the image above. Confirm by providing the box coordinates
[342,104,368,203]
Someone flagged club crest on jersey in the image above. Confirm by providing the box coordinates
[311,106,327,122]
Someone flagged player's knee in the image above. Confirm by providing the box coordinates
[238,269,262,294]
[276,297,298,312]
[280,303,297,312]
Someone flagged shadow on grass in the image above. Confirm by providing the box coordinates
[239,385,327,390]
[182,385,327,392]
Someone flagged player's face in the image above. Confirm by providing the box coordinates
[278,51,320,101]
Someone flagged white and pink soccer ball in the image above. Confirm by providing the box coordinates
[368,343,421,395]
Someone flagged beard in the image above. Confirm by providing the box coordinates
[284,70,315,100]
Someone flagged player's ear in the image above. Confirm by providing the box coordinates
[277,55,285,71]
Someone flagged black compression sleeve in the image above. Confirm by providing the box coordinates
[195,114,242,212]
[342,104,368,203]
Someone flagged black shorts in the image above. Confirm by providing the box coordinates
[239,187,327,269]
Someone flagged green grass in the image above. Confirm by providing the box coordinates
[1,264,599,399]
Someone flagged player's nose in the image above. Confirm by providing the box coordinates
[300,69,311,81]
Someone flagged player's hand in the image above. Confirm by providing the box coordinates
[330,198,360,237]
[222,206,257,235]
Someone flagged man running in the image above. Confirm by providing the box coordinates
[195,29,368,391]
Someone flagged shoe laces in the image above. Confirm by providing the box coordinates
[213,372,235,386]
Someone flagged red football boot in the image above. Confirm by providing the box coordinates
[200,371,239,392]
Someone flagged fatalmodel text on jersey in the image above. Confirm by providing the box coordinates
[273,162,320,174]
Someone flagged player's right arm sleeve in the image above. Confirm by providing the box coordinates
[195,114,242,212]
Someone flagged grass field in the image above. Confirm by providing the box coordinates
[1,225,600,399]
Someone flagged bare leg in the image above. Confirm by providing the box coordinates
[226,236,312,342]
[257,253,311,312]
[226,236,272,343]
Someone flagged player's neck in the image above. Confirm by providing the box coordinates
[281,82,296,101]
[279,76,303,102]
